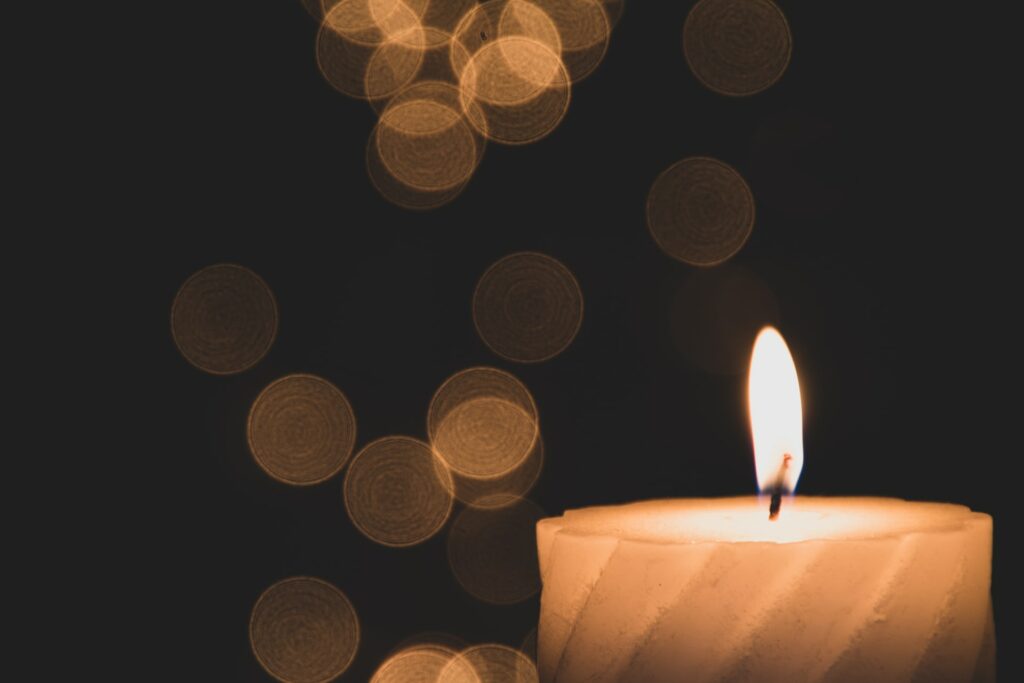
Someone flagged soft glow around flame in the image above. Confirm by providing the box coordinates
[748,326,803,494]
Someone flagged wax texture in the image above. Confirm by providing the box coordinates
[536,498,993,683]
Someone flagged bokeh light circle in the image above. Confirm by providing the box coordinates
[473,252,584,363]
[344,436,454,547]
[248,374,357,486]
[646,156,755,266]
[437,435,544,509]
[450,0,562,79]
[683,0,792,96]
[428,367,539,479]
[446,498,544,604]
[458,36,571,145]
[249,577,360,683]
[371,644,459,683]
[528,0,610,82]
[438,644,539,683]
[171,264,277,375]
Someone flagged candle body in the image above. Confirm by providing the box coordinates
[536,498,993,683]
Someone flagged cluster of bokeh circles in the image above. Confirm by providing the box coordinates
[169,1,796,678]
[172,248,582,681]
[303,0,623,209]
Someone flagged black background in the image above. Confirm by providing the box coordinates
[125,0,1016,680]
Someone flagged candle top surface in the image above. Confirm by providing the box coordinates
[540,497,990,544]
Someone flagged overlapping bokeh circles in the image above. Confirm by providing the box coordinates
[371,644,461,683]
[317,0,425,101]
[683,0,792,96]
[171,264,277,375]
[307,0,624,208]
[248,374,357,485]
[457,35,571,145]
[428,367,540,479]
[646,156,755,267]
[473,252,584,363]
[449,1,562,82]
[249,577,360,683]
[447,498,545,604]
[367,79,488,209]
[436,435,544,510]
[344,436,455,546]
[438,644,540,683]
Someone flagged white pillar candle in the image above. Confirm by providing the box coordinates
[536,328,994,683]
[536,497,993,683]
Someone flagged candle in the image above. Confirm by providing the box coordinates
[535,329,994,683]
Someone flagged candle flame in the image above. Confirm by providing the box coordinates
[748,326,803,494]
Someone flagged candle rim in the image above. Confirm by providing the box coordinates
[539,496,991,546]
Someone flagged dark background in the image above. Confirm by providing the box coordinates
[123,0,1016,680]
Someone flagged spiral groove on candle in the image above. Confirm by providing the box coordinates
[307,0,622,208]
[447,498,545,604]
[646,157,755,267]
[343,436,454,547]
[473,252,584,363]
[249,577,360,683]
[682,0,792,97]
[536,499,993,683]
[392,632,469,657]
[528,0,610,82]
[171,264,277,375]
[247,374,357,485]
[450,0,561,79]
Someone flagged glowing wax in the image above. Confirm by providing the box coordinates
[536,497,993,683]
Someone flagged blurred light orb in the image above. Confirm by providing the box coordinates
[428,367,539,479]
[438,435,544,509]
[439,644,539,683]
[433,397,538,479]
[473,252,584,363]
[367,80,486,208]
[458,36,571,145]
[376,98,480,191]
[249,577,360,683]
[447,498,545,604]
[248,374,357,485]
[344,436,454,546]
[372,644,460,683]
[529,0,610,82]
[683,0,792,96]
[646,156,755,266]
[171,264,277,375]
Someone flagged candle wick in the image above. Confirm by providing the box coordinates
[768,454,793,521]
